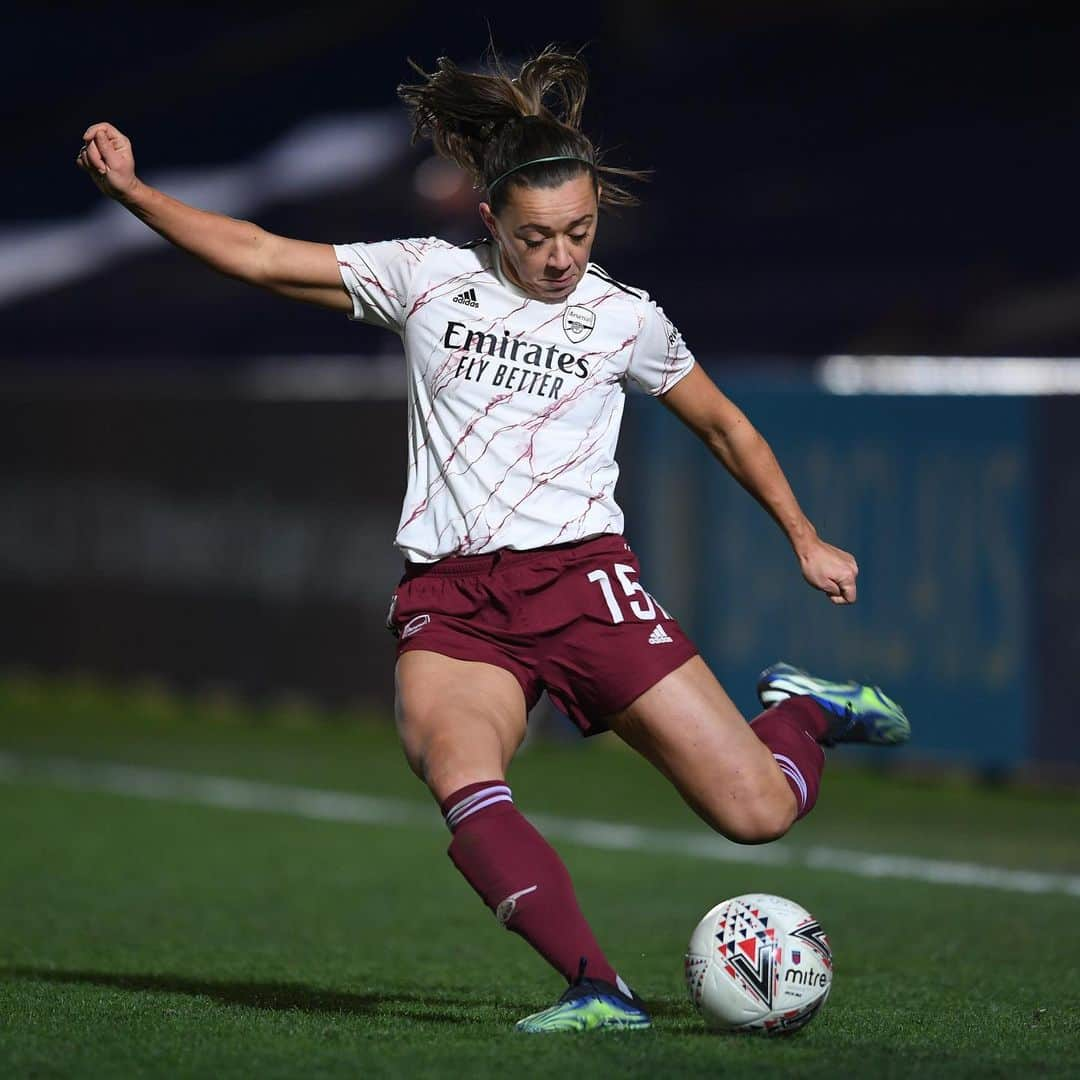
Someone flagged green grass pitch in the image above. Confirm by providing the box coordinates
[1,677,1078,1077]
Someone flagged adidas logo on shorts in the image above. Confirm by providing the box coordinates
[648,624,673,645]
[452,287,479,308]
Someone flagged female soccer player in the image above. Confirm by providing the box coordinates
[77,47,909,1033]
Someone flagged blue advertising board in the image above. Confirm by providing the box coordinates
[621,382,1031,768]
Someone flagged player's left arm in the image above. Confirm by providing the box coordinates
[659,364,858,605]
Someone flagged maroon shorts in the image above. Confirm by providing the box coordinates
[387,533,699,737]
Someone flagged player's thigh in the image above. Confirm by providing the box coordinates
[395,649,528,801]
[605,655,795,841]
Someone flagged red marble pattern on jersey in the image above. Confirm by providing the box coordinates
[406,268,486,321]
[408,298,532,458]
[401,298,538,529]
[397,268,652,557]
[550,441,621,544]
[403,297,566,519]
[336,261,404,306]
[656,311,689,394]
[416,314,641,555]
[448,369,612,535]
[395,239,430,262]
[400,389,517,533]
[463,381,624,553]
[430,290,623,482]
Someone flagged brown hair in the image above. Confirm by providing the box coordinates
[397,45,648,213]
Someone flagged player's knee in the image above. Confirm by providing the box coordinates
[702,784,797,845]
[736,796,797,844]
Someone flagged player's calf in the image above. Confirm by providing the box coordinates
[748,662,912,829]
[441,780,633,994]
[749,695,828,823]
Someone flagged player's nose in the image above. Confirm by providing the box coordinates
[547,237,572,269]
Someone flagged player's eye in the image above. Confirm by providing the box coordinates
[523,238,544,250]
[569,233,589,244]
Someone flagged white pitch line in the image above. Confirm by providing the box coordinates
[1,751,1078,899]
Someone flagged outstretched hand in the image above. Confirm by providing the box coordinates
[798,538,858,605]
[76,123,138,200]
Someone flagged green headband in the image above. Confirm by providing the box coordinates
[487,155,595,193]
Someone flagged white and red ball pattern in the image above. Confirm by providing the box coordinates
[685,893,833,1034]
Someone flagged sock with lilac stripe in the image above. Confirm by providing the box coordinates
[749,696,828,820]
[440,780,623,987]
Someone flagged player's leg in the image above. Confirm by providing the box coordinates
[606,656,831,843]
[396,649,648,1030]
[394,649,526,799]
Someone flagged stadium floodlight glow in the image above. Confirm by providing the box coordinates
[818,354,1080,395]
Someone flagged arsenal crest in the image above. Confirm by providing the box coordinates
[562,304,596,343]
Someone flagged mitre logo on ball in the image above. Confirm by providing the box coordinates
[562,304,596,343]
[685,893,833,1035]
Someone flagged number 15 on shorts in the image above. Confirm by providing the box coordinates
[587,563,672,624]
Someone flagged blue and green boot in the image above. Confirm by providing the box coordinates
[757,661,911,747]
[515,975,651,1033]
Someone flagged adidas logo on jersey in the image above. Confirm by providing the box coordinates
[452,287,479,308]
[648,624,673,645]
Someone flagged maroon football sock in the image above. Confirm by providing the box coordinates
[750,696,828,819]
[441,781,621,987]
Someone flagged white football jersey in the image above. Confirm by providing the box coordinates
[333,237,695,562]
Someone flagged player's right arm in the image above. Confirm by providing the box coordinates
[76,122,350,312]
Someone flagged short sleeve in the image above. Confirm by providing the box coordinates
[626,297,696,396]
[332,238,450,334]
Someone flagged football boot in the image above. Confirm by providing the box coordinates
[757,662,911,747]
[515,974,651,1033]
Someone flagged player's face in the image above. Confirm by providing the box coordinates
[480,174,599,304]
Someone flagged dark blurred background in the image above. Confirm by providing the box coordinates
[3,1,1079,775]
[6,0,1080,362]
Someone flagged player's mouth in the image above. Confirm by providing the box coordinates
[542,272,576,290]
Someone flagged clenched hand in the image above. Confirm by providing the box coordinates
[798,538,859,605]
[76,122,138,200]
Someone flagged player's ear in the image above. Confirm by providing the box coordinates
[478,202,498,239]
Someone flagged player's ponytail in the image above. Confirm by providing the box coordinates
[397,45,647,212]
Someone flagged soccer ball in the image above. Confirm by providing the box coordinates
[684,893,832,1035]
